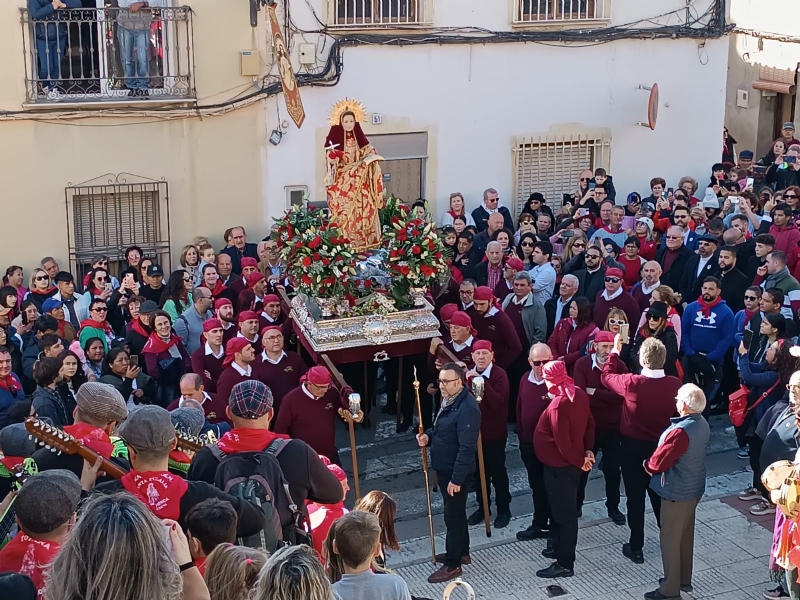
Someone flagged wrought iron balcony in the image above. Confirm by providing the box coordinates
[20,5,195,105]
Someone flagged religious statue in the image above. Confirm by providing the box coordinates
[324,99,385,253]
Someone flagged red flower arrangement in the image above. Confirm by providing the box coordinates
[384,218,448,307]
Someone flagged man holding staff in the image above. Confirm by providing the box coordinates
[417,362,481,584]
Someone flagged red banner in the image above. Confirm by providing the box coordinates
[268,5,305,128]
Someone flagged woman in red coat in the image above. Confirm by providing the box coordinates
[547,297,598,375]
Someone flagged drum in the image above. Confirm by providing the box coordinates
[762,460,795,492]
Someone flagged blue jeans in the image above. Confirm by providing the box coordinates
[35,35,66,89]
[117,25,150,90]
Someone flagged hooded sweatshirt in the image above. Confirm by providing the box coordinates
[680,297,736,363]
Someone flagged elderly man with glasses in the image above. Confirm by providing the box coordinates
[417,362,481,584]
[656,226,693,292]
[679,233,721,303]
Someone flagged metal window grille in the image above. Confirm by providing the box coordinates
[512,133,611,217]
[20,4,195,104]
[515,0,610,23]
[333,0,423,25]
[65,174,171,283]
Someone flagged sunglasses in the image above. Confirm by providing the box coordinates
[92,306,108,313]
[665,235,681,240]
[744,295,759,301]
[183,277,192,282]
[96,276,107,282]
[573,242,586,248]
[531,360,547,366]
[786,194,797,199]
[604,277,620,283]
[35,275,48,281]
[648,315,663,321]
[608,318,626,325]
[520,242,534,247]
[586,254,601,260]
[580,178,591,182]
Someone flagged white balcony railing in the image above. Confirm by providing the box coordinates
[331,0,428,27]
[514,0,610,24]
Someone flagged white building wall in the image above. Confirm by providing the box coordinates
[263,0,728,221]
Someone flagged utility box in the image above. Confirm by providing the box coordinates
[240,51,260,76]
[299,43,316,65]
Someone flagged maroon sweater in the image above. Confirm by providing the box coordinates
[166,393,229,424]
[592,289,641,332]
[190,346,224,393]
[573,355,626,432]
[427,340,474,388]
[503,301,529,350]
[221,323,238,344]
[515,372,550,445]
[631,283,656,313]
[252,352,308,418]
[216,364,257,408]
[472,310,523,370]
[600,353,680,442]
[471,364,509,443]
[273,386,348,459]
[534,388,595,469]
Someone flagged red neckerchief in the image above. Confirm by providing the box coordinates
[64,423,114,458]
[119,470,189,520]
[169,449,192,464]
[195,556,207,577]
[80,317,111,334]
[0,533,60,592]
[742,308,758,327]
[142,332,180,355]
[217,428,290,454]
[447,210,460,219]
[29,287,56,296]
[0,455,23,471]
[131,319,150,338]
[204,280,227,297]
[0,373,21,394]
[697,295,723,317]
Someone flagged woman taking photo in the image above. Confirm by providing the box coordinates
[179,244,201,286]
[440,192,476,228]
[753,313,787,363]
[633,217,658,260]
[141,310,191,407]
[11,300,39,334]
[736,339,800,516]
[516,232,538,271]
[160,270,193,322]
[628,301,680,377]
[126,298,155,358]
[100,346,156,409]
[26,268,57,312]
[547,296,597,374]
[602,308,631,364]
[637,285,683,345]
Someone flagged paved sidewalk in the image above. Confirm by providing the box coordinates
[393,471,775,600]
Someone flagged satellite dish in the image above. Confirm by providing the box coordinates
[636,83,659,131]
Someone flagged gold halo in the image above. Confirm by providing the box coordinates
[328,98,367,126]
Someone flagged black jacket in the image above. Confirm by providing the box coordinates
[220,243,260,275]
[573,266,607,303]
[628,326,680,378]
[656,245,693,292]
[544,295,573,338]
[99,372,158,406]
[471,206,514,233]
[473,261,503,288]
[187,437,343,518]
[94,478,264,537]
[679,253,721,304]
[423,386,481,486]
[719,267,751,314]
[765,163,800,190]
[31,385,73,429]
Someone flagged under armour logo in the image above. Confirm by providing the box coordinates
[695,310,716,325]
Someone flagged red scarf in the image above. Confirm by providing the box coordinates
[119,470,188,520]
[204,280,227,298]
[169,449,193,465]
[0,455,23,471]
[217,428,290,454]
[131,318,150,338]
[0,372,21,394]
[64,423,114,458]
[80,318,111,335]
[697,295,723,317]
[142,332,180,355]
[742,308,758,327]
[29,287,56,297]
[0,533,60,592]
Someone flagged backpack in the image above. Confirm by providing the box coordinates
[210,438,307,552]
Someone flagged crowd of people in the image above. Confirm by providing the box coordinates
[3,124,800,598]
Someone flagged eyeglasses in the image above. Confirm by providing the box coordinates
[95,276,107,282]
[460,290,474,295]
[437,378,461,385]
[573,242,586,248]
[35,275,48,281]
[264,335,283,342]
[520,242,534,247]
[580,178,591,182]
[608,318,626,325]
[665,235,681,240]
[91,307,108,313]
[744,295,759,301]
[604,277,620,283]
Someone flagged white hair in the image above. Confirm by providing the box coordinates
[486,241,502,252]
[676,383,706,414]
[562,274,579,286]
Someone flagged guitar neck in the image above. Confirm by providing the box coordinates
[74,445,127,479]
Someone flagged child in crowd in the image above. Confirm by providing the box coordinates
[204,543,268,600]
[354,490,401,568]
[331,511,412,600]
[593,167,617,201]
[185,498,239,576]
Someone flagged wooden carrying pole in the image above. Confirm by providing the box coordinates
[437,345,491,537]
[413,367,437,563]
[320,353,361,501]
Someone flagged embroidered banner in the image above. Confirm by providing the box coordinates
[268,4,305,128]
